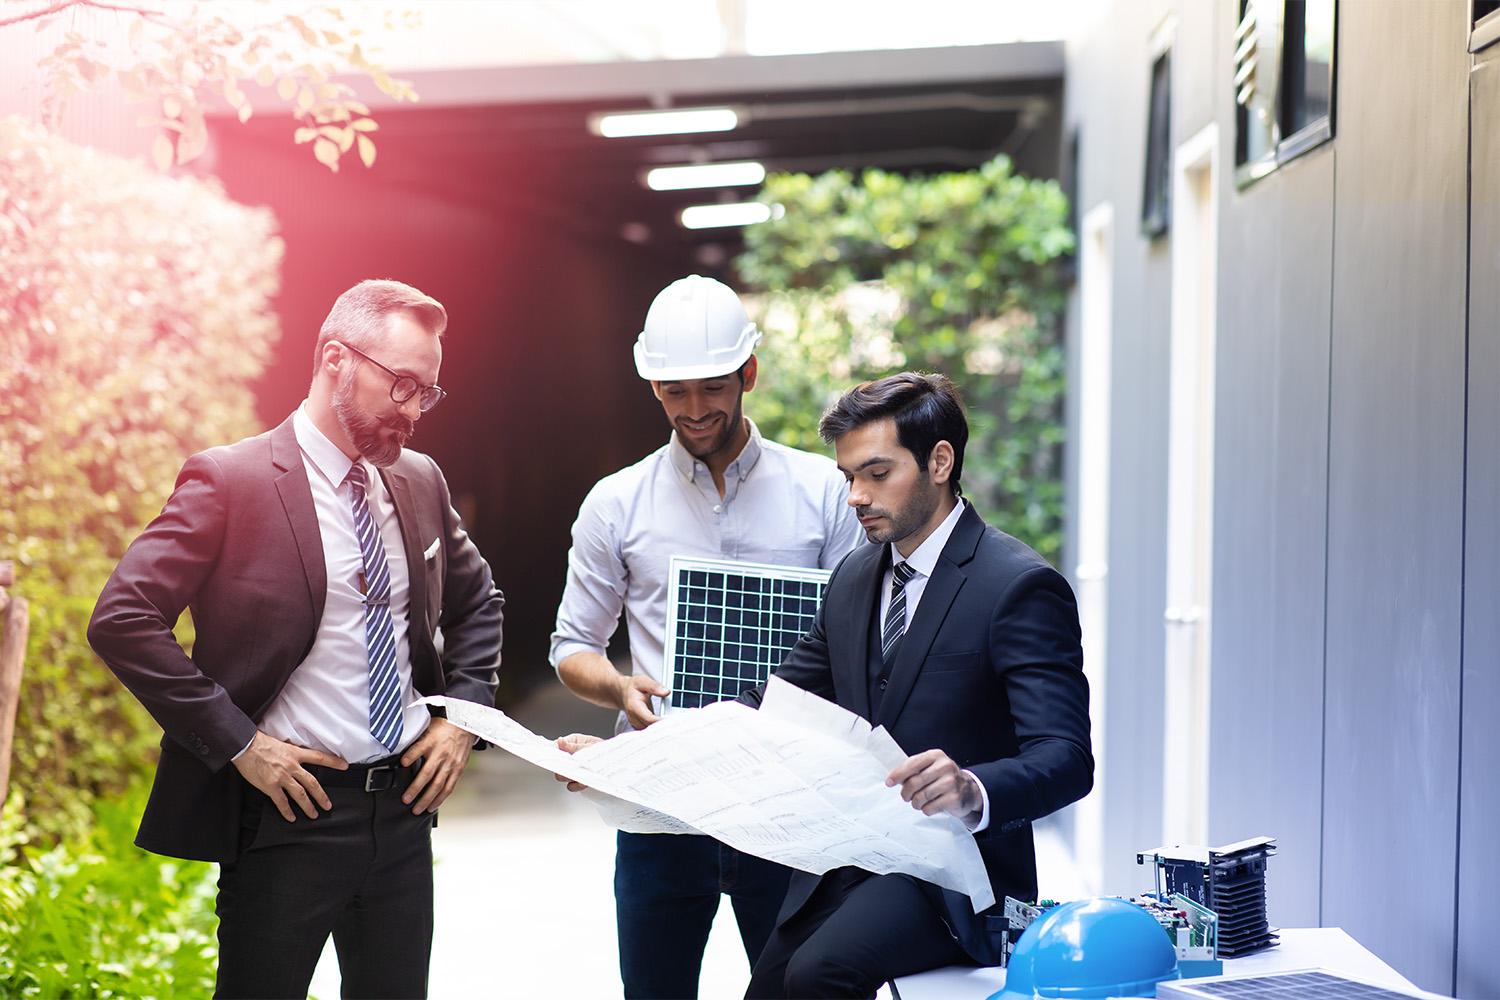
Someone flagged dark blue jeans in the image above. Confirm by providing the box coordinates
[615,831,792,999]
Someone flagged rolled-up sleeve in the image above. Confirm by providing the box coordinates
[549,483,629,670]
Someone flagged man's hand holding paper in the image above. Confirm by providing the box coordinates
[424,678,995,912]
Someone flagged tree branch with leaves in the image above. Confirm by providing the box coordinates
[6,0,419,170]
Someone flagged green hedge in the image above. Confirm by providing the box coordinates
[0,781,218,998]
[0,116,283,842]
[737,157,1073,563]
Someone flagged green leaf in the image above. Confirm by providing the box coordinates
[313,136,340,170]
[736,154,1070,563]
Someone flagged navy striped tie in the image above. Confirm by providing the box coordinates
[881,561,917,663]
[346,464,403,753]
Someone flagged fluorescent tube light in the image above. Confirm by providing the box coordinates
[593,107,738,138]
[679,202,780,229]
[646,161,767,191]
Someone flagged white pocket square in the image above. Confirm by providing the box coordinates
[423,538,441,561]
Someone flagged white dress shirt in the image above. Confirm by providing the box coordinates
[247,404,430,763]
[550,418,866,734]
[878,499,992,832]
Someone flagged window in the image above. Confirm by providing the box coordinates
[1062,128,1080,285]
[1234,0,1337,185]
[1474,0,1500,53]
[1142,50,1172,237]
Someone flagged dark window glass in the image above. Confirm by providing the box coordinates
[1062,127,1080,285]
[1282,0,1336,139]
[1235,0,1336,184]
[1474,0,1500,53]
[1142,50,1171,238]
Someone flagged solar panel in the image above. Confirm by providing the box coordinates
[1157,969,1441,999]
[661,555,831,712]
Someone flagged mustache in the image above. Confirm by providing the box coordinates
[383,414,416,436]
[855,507,886,519]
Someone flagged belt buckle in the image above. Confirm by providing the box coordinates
[364,764,395,793]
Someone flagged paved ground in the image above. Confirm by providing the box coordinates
[309,682,1088,998]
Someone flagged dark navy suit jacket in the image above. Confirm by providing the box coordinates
[741,501,1092,965]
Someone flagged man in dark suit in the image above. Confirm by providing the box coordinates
[88,279,503,999]
[739,371,1093,998]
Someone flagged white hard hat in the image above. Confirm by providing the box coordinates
[634,275,763,381]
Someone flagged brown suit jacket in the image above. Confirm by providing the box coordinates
[88,413,503,862]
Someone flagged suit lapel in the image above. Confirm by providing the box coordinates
[874,504,986,728]
[270,417,326,625]
[840,545,886,721]
[381,467,429,638]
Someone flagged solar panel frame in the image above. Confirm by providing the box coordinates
[661,555,832,713]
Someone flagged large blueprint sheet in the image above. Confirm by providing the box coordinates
[422,677,994,911]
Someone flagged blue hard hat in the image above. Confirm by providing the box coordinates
[989,898,1181,999]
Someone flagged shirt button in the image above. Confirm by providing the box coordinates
[713,504,722,514]
[878,679,888,690]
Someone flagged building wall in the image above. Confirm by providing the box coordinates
[1320,4,1469,990]
[1062,0,1177,899]
[1064,2,1493,993]
[1459,34,1500,1000]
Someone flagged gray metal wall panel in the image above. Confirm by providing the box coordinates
[1065,0,1177,896]
[1458,48,1500,1000]
[1322,2,1469,993]
[1174,0,1218,137]
[1100,239,1173,895]
[1209,145,1334,931]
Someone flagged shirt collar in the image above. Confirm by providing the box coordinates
[293,402,364,489]
[668,416,766,484]
[891,498,968,580]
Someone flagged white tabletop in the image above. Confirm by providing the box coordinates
[890,927,1428,1000]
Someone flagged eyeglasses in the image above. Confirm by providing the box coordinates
[340,342,448,413]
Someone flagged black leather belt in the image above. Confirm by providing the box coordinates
[307,754,420,793]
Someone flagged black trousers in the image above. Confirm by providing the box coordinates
[615,831,791,999]
[745,868,970,999]
[214,767,435,999]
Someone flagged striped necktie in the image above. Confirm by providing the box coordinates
[881,560,918,663]
[346,464,403,753]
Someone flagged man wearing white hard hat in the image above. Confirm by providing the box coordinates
[549,275,864,998]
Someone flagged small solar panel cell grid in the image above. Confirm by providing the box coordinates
[664,558,830,711]
[1162,971,1425,999]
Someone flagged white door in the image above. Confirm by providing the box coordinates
[1162,123,1219,846]
[1073,203,1114,893]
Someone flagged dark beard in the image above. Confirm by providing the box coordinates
[676,395,745,462]
[333,370,414,468]
[856,474,942,547]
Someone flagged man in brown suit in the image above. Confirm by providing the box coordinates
[89,279,503,998]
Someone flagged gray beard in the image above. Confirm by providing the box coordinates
[332,370,406,468]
